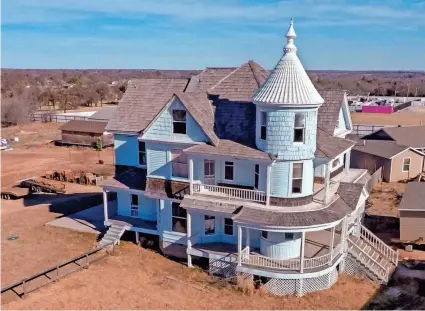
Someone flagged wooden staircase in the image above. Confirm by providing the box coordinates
[98,224,127,248]
[347,225,398,283]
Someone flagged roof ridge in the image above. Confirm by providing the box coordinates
[207,64,246,92]
[248,60,262,88]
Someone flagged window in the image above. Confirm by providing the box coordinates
[138,141,146,165]
[292,163,303,194]
[293,113,305,143]
[172,202,187,233]
[332,158,340,168]
[131,194,138,217]
[172,110,187,134]
[204,160,215,176]
[261,231,268,239]
[402,158,411,172]
[224,218,234,235]
[254,164,260,190]
[204,215,216,235]
[260,111,267,140]
[224,161,234,180]
[285,233,294,240]
[171,150,188,178]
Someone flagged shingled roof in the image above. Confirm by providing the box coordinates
[316,128,355,158]
[352,140,412,159]
[399,182,425,211]
[337,182,365,209]
[106,78,189,133]
[317,90,345,134]
[369,126,425,148]
[196,67,237,91]
[60,120,107,134]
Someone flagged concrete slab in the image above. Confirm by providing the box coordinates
[46,200,117,234]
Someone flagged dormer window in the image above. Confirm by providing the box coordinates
[260,111,267,140]
[294,113,305,143]
[172,110,186,134]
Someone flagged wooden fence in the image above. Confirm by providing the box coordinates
[30,113,89,123]
[1,243,114,300]
[351,124,394,136]
[365,167,383,192]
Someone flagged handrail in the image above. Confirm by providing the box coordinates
[1,242,114,294]
[242,253,300,270]
[360,225,398,265]
[347,238,389,282]
[193,183,266,203]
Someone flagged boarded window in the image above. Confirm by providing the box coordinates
[224,218,234,235]
[260,111,267,140]
[403,158,411,172]
[225,161,234,180]
[172,110,187,134]
[171,150,188,178]
[261,231,268,239]
[254,164,260,190]
[138,141,146,165]
[204,215,215,235]
[285,233,294,240]
[172,202,187,233]
[292,163,303,194]
[294,113,305,143]
[204,160,215,176]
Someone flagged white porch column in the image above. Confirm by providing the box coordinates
[329,226,335,265]
[189,158,194,195]
[323,163,331,204]
[344,150,351,174]
[266,164,272,205]
[135,231,140,244]
[341,217,348,252]
[103,190,108,223]
[300,231,305,273]
[187,211,193,267]
[246,228,250,252]
[237,225,242,266]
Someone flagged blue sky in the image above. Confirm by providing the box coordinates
[2,0,425,70]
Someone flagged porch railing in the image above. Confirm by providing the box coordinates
[360,225,398,265]
[193,183,266,203]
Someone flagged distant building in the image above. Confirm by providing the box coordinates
[60,120,113,147]
[398,182,425,241]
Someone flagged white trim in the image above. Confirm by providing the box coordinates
[140,137,203,146]
[223,161,235,182]
[101,186,146,195]
[290,161,304,195]
[399,208,425,211]
[389,147,425,159]
[203,214,217,236]
[402,157,411,172]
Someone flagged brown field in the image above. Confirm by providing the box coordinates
[367,181,407,218]
[3,243,378,310]
[351,108,425,126]
[1,123,380,309]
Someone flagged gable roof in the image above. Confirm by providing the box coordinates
[208,61,269,102]
[374,126,425,148]
[196,67,237,91]
[352,140,412,159]
[174,92,219,146]
[399,182,425,211]
[317,90,345,134]
[316,128,355,158]
[60,120,107,134]
[88,106,117,122]
[337,182,365,209]
[106,78,189,133]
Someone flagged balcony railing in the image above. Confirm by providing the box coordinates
[192,183,266,203]
[241,243,343,271]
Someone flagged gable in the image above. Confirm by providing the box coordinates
[334,94,352,136]
[142,96,209,143]
[363,129,394,141]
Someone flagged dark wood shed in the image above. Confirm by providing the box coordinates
[60,120,113,147]
[398,182,425,241]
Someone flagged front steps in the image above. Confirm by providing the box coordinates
[98,224,127,248]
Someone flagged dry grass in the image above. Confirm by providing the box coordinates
[2,243,379,310]
[367,181,406,218]
[351,108,425,126]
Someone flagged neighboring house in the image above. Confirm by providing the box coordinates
[99,20,397,296]
[351,140,424,182]
[363,126,425,154]
[60,120,113,147]
[398,182,425,241]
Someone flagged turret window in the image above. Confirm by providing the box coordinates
[260,111,267,140]
[294,113,305,143]
[292,163,303,194]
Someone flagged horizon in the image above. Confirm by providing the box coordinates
[2,0,425,71]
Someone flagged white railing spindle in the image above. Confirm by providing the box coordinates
[192,183,266,203]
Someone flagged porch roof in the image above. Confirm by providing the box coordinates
[144,177,190,200]
[101,167,147,191]
[315,128,355,159]
[180,195,243,215]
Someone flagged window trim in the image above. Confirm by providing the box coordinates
[204,215,216,235]
[293,113,306,144]
[291,162,303,194]
[260,111,267,140]
[224,218,234,236]
[402,157,411,172]
[138,141,146,166]
[224,161,234,181]
[171,202,187,233]
[172,109,187,135]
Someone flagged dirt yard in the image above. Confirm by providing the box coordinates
[367,181,407,218]
[351,107,425,126]
[2,242,378,310]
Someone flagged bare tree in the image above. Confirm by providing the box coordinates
[95,82,109,106]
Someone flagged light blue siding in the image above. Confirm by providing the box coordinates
[143,97,209,143]
[260,232,301,259]
[117,191,131,216]
[271,162,290,197]
[336,109,347,132]
[159,200,187,245]
[146,142,169,178]
[116,191,158,221]
[114,134,139,166]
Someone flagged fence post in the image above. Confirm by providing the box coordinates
[86,254,89,268]
[56,266,59,280]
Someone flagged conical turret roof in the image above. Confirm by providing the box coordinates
[252,18,324,106]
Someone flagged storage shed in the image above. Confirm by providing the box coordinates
[60,120,113,147]
[398,182,425,241]
[351,140,424,182]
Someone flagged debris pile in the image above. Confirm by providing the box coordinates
[45,170,104,186]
